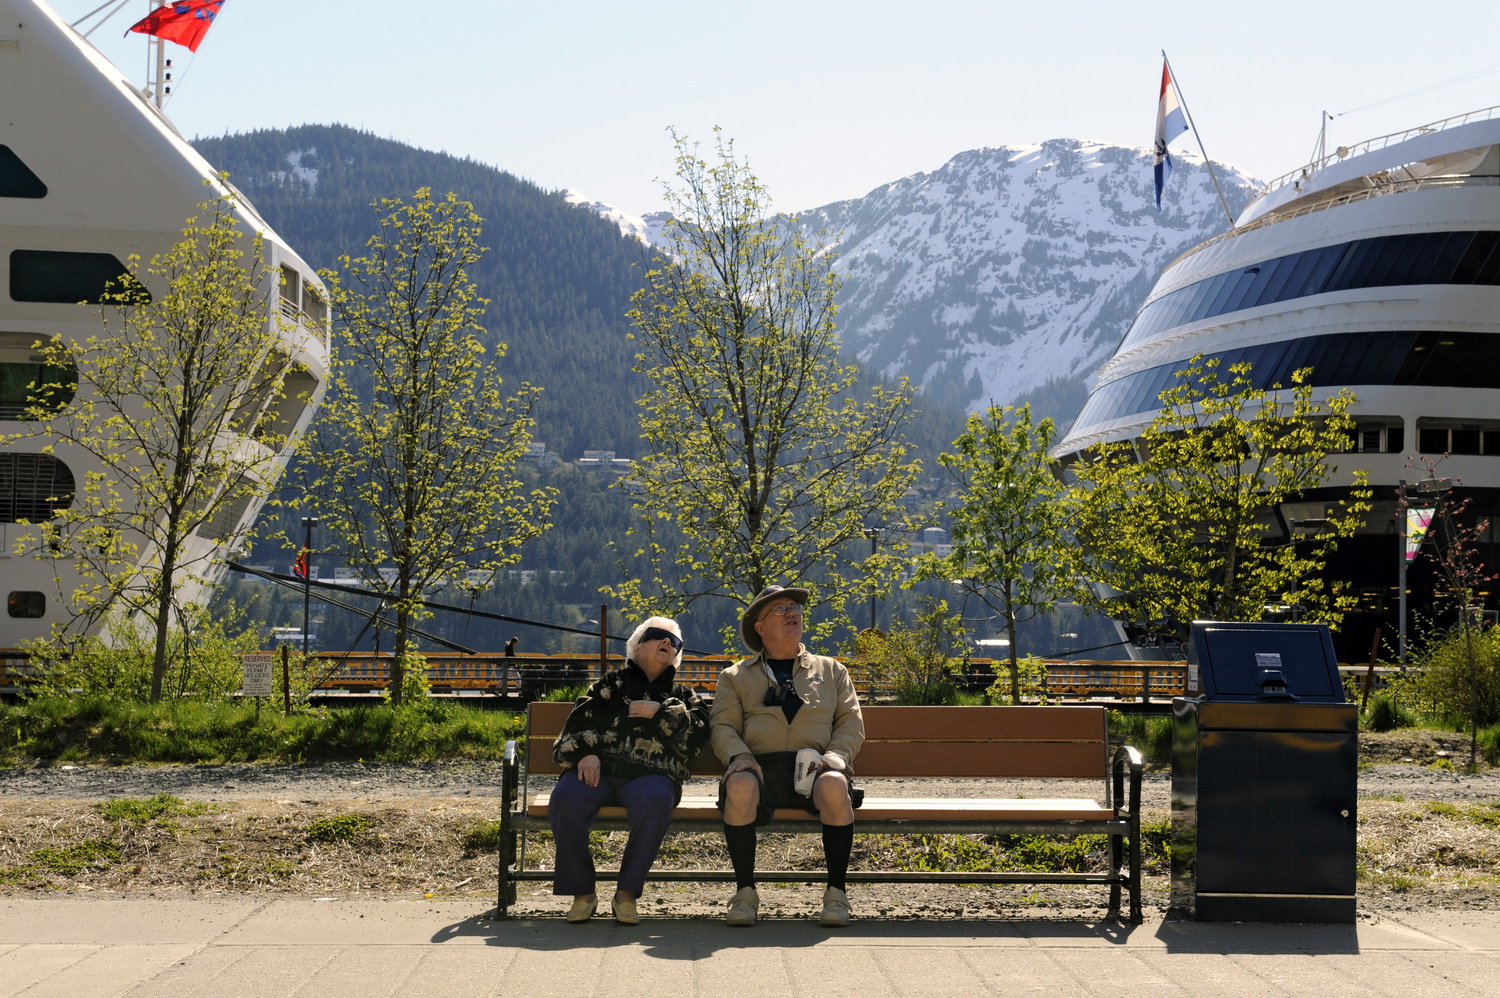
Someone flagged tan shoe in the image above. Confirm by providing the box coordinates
[611,895,639,925]
[819,886,850,927]
[725,886,759,926]
[565,895,596,922]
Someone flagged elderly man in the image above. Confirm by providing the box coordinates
[709,584,864,927]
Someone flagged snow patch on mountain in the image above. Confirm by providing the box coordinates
[578,140,1260,420]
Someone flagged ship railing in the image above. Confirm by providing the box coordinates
[1160,175,1499,277]
[1257,104,1500,198]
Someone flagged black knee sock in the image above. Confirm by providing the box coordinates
[723,822,758,890]
[822,823,854,892]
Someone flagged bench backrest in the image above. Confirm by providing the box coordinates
[524,701,1109,780]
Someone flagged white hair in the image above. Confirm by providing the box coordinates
[625,615,684,669]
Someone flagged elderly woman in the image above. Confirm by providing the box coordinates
[549,615,709,924]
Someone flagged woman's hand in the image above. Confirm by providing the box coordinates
[576,754,602,787]
[628,700,661,720]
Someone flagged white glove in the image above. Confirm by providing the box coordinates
[821,752,847,771]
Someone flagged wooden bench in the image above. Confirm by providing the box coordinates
[497,701,1143,922]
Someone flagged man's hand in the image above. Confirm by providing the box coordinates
[724,753,763,781]
[576,754,602,787]
[627,700,661,720]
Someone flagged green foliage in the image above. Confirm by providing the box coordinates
[981,655,1051,706]
[7,190,304,701]
[0,694,523,765]
[1364,694,1418,732]
[308,188,555,702]
[461,819,503,853]
[607,130,921,647]
[0,839,121,882]
[22,604,263,702]
[1107,712,1173,769]
[97,794,212,824]
[1069,355,1372,638]
[855,598,969,705]
[915,404,1080,702]
[1404,623,1500,727]
[304,812,377,844]
[538,684,588,703]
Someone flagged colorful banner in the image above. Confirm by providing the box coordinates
[1405,507,1435,562]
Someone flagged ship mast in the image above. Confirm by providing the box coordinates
[72,0,172,107]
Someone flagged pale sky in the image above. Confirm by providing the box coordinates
[59,0,1500,215]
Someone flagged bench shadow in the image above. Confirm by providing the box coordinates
[431,910,1144,956]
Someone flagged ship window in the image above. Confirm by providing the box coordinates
[1416,427,1447,454]
[7,591,45,619]
[1069,331,1500,430]
[1116,231,1500,354]
[0,453,75,522]
[1450,428,1482,455]
[7,591,45,618]
[0,360,78,420]
[1388,427,1404,454]
[9,251,151,305]
[0,146,46,199]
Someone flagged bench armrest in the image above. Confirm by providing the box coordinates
[1111,743,1143,817]
[502,739,521,814]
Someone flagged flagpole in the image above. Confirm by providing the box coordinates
[152,2,167,108]
[1162,51,1235,227]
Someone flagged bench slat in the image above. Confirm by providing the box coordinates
[526,795,1115,823]
[524,702,1107,779]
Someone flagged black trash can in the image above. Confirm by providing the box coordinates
[1170,621,1357,922]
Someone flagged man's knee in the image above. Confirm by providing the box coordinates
[723,770,761,807]
[814,771,853,822]
[722,770,761,822]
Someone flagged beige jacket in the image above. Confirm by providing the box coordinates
[709,646,864,768]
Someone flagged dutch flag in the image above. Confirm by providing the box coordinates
[1154,61,1189,210]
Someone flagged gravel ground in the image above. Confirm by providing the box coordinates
[2,751,1496,921]
[4,759,1499,804]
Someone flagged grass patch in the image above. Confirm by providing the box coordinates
[98,794,213,824]
[1424,801,1500,828]
[304,813,377,844]
[0,838,122,883]
[0,694,525,765]
[461,819,502,853]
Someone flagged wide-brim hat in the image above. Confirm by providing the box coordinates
[740,585,809,652]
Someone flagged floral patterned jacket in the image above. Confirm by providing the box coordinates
[550,661,710,794]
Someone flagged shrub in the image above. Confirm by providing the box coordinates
[853,598,969,705]
[1405,623,1500,728]
[1364,694,1417,732]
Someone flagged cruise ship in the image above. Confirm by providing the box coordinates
[1,0,328,647]
[1054,106,1500,661]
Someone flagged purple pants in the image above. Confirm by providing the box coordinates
[549,769,677,897]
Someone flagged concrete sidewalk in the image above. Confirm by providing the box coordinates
[3,897,1497,997]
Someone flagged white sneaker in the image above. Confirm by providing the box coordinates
[819,886,850,927]
[725,886,758,926]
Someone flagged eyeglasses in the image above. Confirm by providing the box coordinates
[639,626,683,651]
[760,603,803,620]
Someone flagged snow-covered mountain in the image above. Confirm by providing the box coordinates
[576,138,1261,423]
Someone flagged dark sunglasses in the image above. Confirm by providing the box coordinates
[640,626,683,651]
